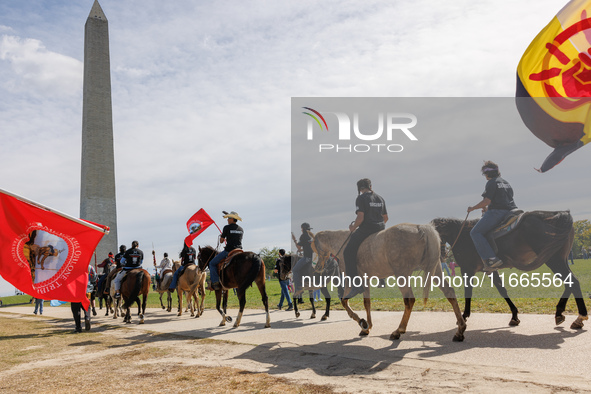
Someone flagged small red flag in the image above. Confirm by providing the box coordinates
[0,189,109,310]
[184,209,217,247]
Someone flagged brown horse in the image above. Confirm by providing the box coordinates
[198,246,270,328]
[313,224,467,341]
[119,268,151,324]
[432,211,588,329]
[172,260,206,318]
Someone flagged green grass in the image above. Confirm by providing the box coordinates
[2,260,590,315]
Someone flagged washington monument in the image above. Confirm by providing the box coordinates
[80,0,118,261]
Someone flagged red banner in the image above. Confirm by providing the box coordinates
[184,209,217,247]
[0,190,109,309]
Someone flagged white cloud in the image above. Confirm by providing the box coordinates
[0,35,82,96]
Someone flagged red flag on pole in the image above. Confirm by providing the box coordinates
[0,189,109,310]
[184,209,219,247]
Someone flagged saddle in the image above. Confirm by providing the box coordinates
[486,209,525,254]
[218,249,243,271]
[161,269,173,277]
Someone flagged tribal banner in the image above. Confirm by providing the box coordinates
[184,208,218,247]
[0,189,109,309]
[517,0,591,172]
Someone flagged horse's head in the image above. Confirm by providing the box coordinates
[197,245,217,271]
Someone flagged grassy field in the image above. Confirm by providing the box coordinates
[2,259,590,315]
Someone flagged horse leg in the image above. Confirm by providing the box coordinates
[391,286,415,340]
[159,292,165,309]
[139,294,146,324]
[177,288,183,317]
[167,291,172,312]
[547,254,588,328]
[188,291,195,317]
[293,290,302,318]
[320,287,331,320]
[436,272,467,342]
[462,269,474,321]
[255,279,270,328]
[234,288,247,328]
[340,294,370,334]
[309,290,316,319]
[490,270,520,326]
[216,290,227,326]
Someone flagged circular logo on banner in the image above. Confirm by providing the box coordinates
[189,221,202,234]
[12,223,80,294]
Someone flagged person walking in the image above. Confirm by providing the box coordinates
[33,298,43,315]
[274,249,293,311]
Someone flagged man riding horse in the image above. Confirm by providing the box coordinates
[467,161,518,271]
[155,252,173,288]
[169,244,197,291]
[113,241,144,299]
[208,211,244,291]
[344,178,388,299]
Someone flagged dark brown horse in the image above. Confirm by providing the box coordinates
[119,268,151,324]
[198,246,270,328]
[432,211,588,329]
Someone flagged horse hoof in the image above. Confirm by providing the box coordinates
[295,312,300,318]
[226,316,233,322]
[359,329,369,336]
[161,306,165,309]
[113,316,117,319]
[177,313,182,317]
[310,314,316,319]
[453,334,464,342]
[359,319,369,330]
[556,315,566,325]
[139,320,144,324]
[570,321,584,329]
[265,323,271,328]
[390,332,401,340]
[233,323,240,328]
[321,315,328,321]
[509,318,520,326]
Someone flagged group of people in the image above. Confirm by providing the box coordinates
[65,161,515,332]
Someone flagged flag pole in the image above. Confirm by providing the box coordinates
[0,188,110,234]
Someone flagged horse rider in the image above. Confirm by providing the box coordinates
[468,161,518,271]
[113,241,144,299]
[114,244,127,269]
[155,252,173,287]
[290,222,314,296]
[344,178,388,299]
[208,211,244,291]
[104,245,126,295]
[169,244,196,292]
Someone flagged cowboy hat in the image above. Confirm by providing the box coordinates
[223,211,242,221]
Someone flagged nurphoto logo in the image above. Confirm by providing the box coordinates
[302,106,418,153]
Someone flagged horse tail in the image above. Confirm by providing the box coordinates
[240,253,264,292]
[419,224,442,304]
[123,270,144,310]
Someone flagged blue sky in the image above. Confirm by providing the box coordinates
[0,0,579,296]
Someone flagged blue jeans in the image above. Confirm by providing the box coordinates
[209,250,228,284]
[34,298,43,314]
[169,265,188,290]
[278,279,292,308]
[470,209,510,261]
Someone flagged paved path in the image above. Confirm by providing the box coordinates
[1,305,589,392]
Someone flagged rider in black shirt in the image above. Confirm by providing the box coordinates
[344,178,388,299]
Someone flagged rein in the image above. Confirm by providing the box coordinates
[442,212,470,261]
[315,223,354,273]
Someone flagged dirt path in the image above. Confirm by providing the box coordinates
[1,307,589,393]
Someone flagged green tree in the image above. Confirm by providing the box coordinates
[259,246,280,277]
[573,220,591,258]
